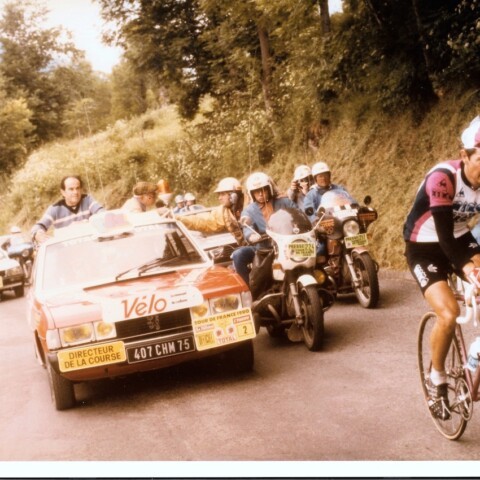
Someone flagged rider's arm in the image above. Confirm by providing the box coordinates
[432,208,473,273]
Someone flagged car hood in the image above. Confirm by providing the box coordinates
[41,266,246,328]
[0,257,21,271]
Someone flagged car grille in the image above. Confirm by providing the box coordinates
[114,308,192,341]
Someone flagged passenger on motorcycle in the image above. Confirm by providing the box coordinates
[176,177,247,246]
[173,195,185,213]
[31,175,104,243]
[404,116,480,421]
[232,172,298,285]
[179,192,205,212]
[287,164,313,209]
[303,162,353,222]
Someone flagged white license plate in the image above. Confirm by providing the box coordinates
[345,233,368,248]
[126,336,195,363]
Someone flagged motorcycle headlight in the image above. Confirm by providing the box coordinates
[343,220,360,237]
[5,266,23,277]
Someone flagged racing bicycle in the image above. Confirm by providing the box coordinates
[418,275,480,440]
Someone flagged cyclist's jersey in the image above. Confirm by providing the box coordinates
[403,159,480,242]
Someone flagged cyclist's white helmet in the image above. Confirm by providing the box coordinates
[184,192,196,202]
[311,161,330,177]
[246,172,273,200]
[214,177,242,193]
[293,165,312,182]
[10,226,21,234]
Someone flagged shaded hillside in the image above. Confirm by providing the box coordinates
[1,89,478,271]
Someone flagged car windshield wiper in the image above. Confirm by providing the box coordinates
[115,256,184,281]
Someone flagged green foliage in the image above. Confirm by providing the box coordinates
[0,94,34,175]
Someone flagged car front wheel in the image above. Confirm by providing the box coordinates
[46,362,76,411]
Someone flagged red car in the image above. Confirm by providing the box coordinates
[28,211,255,410]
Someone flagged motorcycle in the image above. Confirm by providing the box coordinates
[246,208,335,351]
[314,190,379,308]
[4,235,34,282]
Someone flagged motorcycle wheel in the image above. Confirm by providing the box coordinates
[300,285,324,351]
[352,252,379,308]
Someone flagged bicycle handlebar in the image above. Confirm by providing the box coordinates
[456,279,479,327]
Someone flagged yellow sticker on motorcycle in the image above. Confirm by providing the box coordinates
[345,233,368,249]
[288,242,316,258]
[192,307,256,351]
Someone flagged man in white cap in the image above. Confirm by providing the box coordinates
[403,116,480,421]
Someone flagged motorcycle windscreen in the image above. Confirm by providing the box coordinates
[320,189,356,210]
[267,208,312,234]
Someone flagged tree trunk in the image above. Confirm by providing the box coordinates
[411,0,440,98]
[317,0,331,36]
[257,26,273,118]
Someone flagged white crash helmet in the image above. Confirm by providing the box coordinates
[293,165,312,182]
[311,161,330,177]
[174,194,184,204]
[10,226,21,234]
[184,192,196,202]
[214,177,242,193]
[246,172,273,200]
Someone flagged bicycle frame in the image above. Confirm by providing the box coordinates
[453,277,480,402]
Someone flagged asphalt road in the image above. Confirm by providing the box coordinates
[1,272,480,477]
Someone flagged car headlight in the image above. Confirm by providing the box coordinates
[60,324,94,347]
[190,301,210,319]
[5,266,23,277]
[343,220,360,237]
[55,321,117,348]
[210,294,240,314]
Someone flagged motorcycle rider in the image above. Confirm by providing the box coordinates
[232,172,298,285]
[287,164,313,209]
[173,195,185,213]
[179,192,205,212]
[403,116,480,420]
[176,177,246,246]
[31,175,104,243]
[121,181,158,212]
[303,161,353,222]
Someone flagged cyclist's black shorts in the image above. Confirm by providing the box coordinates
[404,232,480,294]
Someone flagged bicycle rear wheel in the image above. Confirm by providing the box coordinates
[417,312,469,440]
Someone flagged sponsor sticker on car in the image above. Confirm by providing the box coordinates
[192,307,255,351]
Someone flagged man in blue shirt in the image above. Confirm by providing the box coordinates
[232,172,298,285]
[31,175,104,243]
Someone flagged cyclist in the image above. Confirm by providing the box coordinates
[232,172,297,284]
[176,177,246,246]
[287,164,313,209]
[403,116,480,420]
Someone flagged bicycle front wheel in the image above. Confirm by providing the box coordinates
[417,312,468,440]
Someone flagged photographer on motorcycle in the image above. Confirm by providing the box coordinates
[404,116,480,421]
[287,164,313,209]
[232,172,298,285]
[176,177,247,246]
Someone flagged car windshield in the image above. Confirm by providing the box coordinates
[39,222,205,290]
